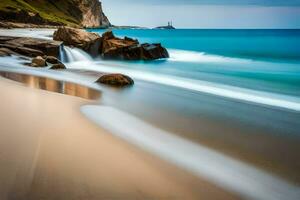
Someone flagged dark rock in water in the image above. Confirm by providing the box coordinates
[100,31,169,60]
[53,26,102,55]
[49,63,66,70]
[31,56,46,67]
[44,56,62,64]
[0,36,61,58]
[141,43,169,60]
[96,73,134,86]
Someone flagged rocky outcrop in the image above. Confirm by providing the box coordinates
[53,27,169,60]
[0,36,62,58]
[78,0,111,28]
[53,27,101,55]
[0,0,110,28]
[96,74,134,86]
[100,31,169,60]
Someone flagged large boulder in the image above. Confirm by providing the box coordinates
[100,31,169,60]
[141,43,169,60]
[96,73,134,86]
[53,26,102,55]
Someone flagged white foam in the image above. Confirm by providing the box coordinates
[81,105,300,200]
[168,49,246,63]
[67,61,300,112]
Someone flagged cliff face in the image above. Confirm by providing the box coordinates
[0,0,110,28]
[78,0,110,27]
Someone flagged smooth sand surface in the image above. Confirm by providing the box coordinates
[0,77,239,200]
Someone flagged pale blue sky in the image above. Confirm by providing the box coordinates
[101,0,300,28]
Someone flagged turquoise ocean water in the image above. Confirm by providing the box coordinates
[87,29,300,96]
[75,30,300,183]
[81,29,300,136]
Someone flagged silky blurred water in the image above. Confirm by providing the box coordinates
[1,29,300,188]
[80,29,300,185]
[87,29,300,96]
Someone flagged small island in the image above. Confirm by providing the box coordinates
[155,21,175,29]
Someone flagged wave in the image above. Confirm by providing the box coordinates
[67,61,300,112]
[1,55,299,112]
[81,105,300,200]
[168,49,248,63]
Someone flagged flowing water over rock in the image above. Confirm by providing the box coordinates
[60,45,92,63]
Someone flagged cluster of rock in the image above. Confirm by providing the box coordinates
[53,27,169,60]
[31,56,66,69]
[0,27,170,87]
[0,35,134,86]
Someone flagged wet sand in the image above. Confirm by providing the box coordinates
[0,77,240,200]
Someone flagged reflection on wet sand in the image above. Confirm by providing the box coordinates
[0,72,100,100]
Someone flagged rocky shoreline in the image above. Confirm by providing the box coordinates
[0,27,169,86]
[53,27,169,60]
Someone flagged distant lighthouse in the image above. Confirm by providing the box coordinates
[154,21,175,29]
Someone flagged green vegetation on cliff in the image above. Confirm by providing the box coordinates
[0,0,110,27]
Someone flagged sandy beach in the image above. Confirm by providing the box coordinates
[0,27,299,200]
[0,76,239,200]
